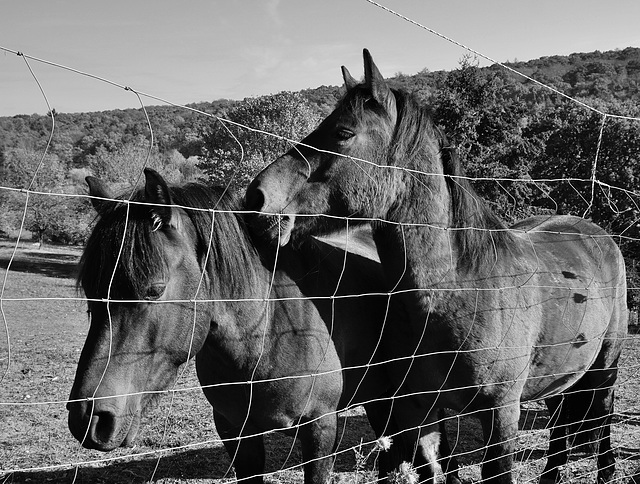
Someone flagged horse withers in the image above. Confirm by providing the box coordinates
[68,169,405,483]
[244,50,628,483]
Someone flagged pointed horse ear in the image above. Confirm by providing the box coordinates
[342,65,358,90]
[86,176,114,215]
[143,168,172,231]
[362,48,396,118]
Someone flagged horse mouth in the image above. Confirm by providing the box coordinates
[259,213,295,246]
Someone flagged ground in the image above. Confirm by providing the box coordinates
[0,239,639,483]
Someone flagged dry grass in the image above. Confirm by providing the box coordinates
[1,239,639,483]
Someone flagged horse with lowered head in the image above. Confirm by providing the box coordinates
[245,50,628,483]
[68,168,423,483]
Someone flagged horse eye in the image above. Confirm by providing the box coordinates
[335,128,355,141]
[144,283,166,301]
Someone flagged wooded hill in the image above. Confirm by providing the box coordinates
[2,47,639,164]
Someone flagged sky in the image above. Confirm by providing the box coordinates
[1,0,639,116]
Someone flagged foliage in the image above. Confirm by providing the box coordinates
[431,56,549,223]
[0,147,74,244]
[197,91,322,189]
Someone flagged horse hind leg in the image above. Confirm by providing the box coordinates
[546,355,620,484]
[585,364,619,484]
[567,357,620,483]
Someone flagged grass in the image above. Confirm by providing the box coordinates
[1,238,639,483]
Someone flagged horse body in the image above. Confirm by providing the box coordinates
[245,50,627,483]
[67,169,398,484]
[380,213,624,403]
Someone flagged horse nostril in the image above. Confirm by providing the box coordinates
[245,184,266,213]
[92,411,117,444]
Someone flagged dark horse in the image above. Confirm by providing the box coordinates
[68,168,410,483]
[245,50,628,483]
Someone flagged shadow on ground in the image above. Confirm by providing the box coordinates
[0,249,80,279]
[1,411,578,484]
[3,415,374,483]
[3,446,228,484]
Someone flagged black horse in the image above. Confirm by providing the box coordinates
[245,50,628,483]
[67,168,454,483]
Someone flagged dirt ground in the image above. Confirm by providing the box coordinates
[1,239,639,483]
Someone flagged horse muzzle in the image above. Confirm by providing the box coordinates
[246,212,296,247]
[67,398,141,451]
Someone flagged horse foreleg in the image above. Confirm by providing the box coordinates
[213,410,266,484]
[540,395,569,483]
[436,408,462,484]
[478,403,520,484]
[364,399,398,480]
[299,412,338,484]
[394,412,443,484]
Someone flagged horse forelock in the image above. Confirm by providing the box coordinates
[78,197,168,300]
[78,183,259,301]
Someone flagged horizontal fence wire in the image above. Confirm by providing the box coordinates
[1,3,640,483]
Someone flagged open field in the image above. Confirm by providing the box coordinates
[1,239,639,483]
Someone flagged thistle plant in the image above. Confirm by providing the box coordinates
[353,436,393,482]
[387,461,420,484]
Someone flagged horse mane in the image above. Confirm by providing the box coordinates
[439,144,516,272]
[78,183,258,300]
[347,86,516,273]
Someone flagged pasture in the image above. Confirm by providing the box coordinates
[1,238,639,483]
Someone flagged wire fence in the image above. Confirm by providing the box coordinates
[1,4,640,484]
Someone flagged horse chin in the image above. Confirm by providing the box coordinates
[277,214,295,246]
[120,413,141,447]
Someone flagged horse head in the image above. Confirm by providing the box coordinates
[67,169,213,451]
[245,49,406,247]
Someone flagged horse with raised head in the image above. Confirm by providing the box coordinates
[245,50,628,483]
[67,168,412,484]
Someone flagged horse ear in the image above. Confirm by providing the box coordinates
[143,168,173,230]
[362,49,396,117]
[342,65,358,90]
[86,176,114,214]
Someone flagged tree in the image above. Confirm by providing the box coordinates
[84,135,182,189]
[0,147,69,244]
[530,102,640,311]
[432,57,546,222]
[197,92,321,189]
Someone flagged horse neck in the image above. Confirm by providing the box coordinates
[373,152,457,287]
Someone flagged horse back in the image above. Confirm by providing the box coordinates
[510,215,627,399]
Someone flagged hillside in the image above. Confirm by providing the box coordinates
[2,47,639,162]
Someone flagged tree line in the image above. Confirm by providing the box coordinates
[1,47,639,311]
